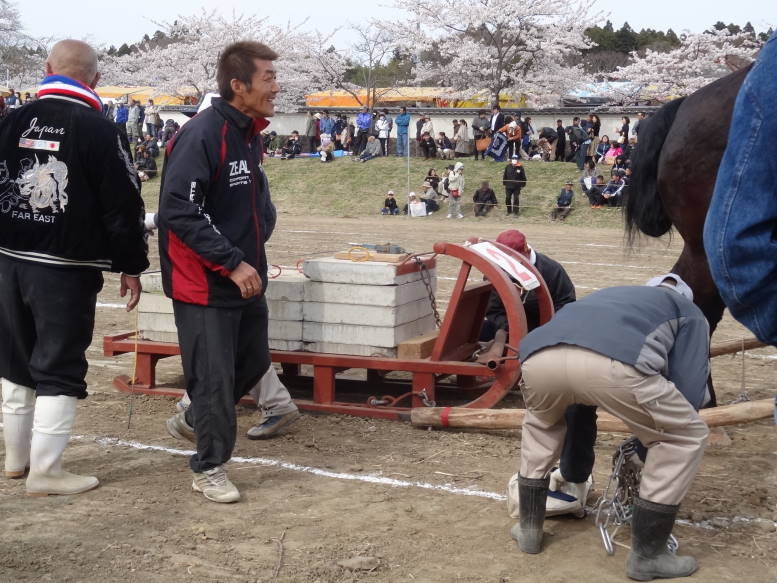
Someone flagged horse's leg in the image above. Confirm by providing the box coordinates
[671,242,725,406]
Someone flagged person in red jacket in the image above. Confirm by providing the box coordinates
[158,41,279,504]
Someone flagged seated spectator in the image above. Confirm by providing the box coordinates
[318,133,334,162]
[586,175,607,207]
[535,137,553,161]
[357,135,383,162]
[425,168,441,193]
[419,182,441,214]
[622,137,637,161]
[611,156,627,176]
[604,142,623,165]
[140,134,159,158]
[407,192,428,217]
[551,181,574,221]
[263,130,277,154]
[595,135,610,163]
[161,119,179,146]
[602,174,626,207]
[418,132,437,160]
[436,132,454,159]
[281,131,303,159]
[473,181,498,217]
[580,159,597,195]
[382,190,400,215]
[135,149,158,182]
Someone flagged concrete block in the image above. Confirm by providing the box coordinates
[138,292,174,314]
[304,278,435,307]
[268,299,303,321]
[304,341,397,358]
[268,320,303,341]
[302,315,436,348]
[270,339,304,351]
[303,298,432,326]
[266,273,306,302]
[139,271,164,293]
[303,257,435,286]
[138,311,177,333]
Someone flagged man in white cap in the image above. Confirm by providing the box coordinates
[512,274,710,581]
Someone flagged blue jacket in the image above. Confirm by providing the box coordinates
[557,188,573,207]
[519,286,710,408]
[319,117,335,136]
[356,112,372,130]
[115,105,128,124]
[705,31,777,346]
[395,112,410,132]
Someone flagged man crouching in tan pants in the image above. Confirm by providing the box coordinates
[513,274,710,582]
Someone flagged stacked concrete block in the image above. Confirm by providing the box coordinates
[266,273,306,351]
[137,272,177,343]
[301,258,437,357]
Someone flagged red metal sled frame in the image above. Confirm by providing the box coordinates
[103,241,553,420]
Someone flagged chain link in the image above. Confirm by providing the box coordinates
[414,255,442,328]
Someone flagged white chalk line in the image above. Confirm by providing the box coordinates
[60,431,776,532]
[96,302,126,309]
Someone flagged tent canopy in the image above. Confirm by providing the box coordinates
[96,86,198,105]
[305,86,525,109]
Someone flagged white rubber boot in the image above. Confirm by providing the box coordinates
[26,395,99,496]
[1,379,36,478]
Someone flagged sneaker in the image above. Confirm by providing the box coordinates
[246,410,301,440]
[457,214,464,219]
[446,214,452,219]
[166,411,196,444]
[192,466,240,503]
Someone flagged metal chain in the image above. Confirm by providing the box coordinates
[414,256,442,328]
[594,437,678,556]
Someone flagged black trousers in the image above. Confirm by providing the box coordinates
[505,188,521,214]
[355,130,369,154]
[0,254,102,398]
[474,203,492,216]
[559,404,598,483]
[174,297,271,473]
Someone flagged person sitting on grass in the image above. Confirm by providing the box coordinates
[586,175,607,207]
[318,133,334,162]
[356,135,383,162]
[381,190,400,215]
[551,181,574,221]
[580,159,597,196]
[407,192,428,217]
[419,132,437,160]
[602,173,626,207]
[420,182,441,214]
[280,131,302,159]
[135,148,158,182]
[595,135,610,163]
[473,181,498,217]
[425,168,441,193]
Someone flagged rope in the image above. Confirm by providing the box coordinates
[127,306,139,430]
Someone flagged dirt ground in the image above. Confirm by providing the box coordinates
[1,215,776,583]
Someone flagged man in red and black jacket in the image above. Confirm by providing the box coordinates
[158,41,279,504]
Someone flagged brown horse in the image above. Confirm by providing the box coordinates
[624,66,752,405]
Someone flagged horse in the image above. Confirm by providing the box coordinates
[624,65,753,405]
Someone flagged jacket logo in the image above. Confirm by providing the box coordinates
[21,117,66,140]
[228,160,251,188]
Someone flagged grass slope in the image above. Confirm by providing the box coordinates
[140,155,624,229]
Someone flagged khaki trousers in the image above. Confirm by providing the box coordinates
[519,346,708,505]
[248,365,299,417]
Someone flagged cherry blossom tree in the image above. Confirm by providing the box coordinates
[613,29,761,102]
[388,0,596,107]
[101,10,323,110]
[0,0,46,89]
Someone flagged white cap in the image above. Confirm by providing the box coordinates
[645,273,694,301]
[387,190,395,195]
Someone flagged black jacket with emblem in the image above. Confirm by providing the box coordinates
[0,96,148,274]
[158,98,276,308]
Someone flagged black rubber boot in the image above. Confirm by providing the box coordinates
[626,497,698,581]
[510,475,549,554]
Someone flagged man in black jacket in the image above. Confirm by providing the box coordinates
[502,155,527,216]
[158,41,279,504]
[473,181,497,216]
[554,119,566,161]
[0,39,148,496]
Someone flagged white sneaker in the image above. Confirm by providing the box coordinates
[457,214,464,219]
[446,214,452,218]
[192,466,240,503]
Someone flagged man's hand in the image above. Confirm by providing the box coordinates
[120,274,142,312]
[229,261,262,299]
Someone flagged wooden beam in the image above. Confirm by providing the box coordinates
[709,337,767,358]
[411,398,775,432]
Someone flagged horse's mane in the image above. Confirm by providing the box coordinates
[624,97,686,244]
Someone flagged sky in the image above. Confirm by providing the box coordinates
[17,0,776,49]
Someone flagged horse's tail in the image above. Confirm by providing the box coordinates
[625,97,687,243]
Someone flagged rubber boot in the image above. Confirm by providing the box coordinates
[510,475,549,554]
[1,379,35,478]
[26,395,99,496]
[626,497,698,581]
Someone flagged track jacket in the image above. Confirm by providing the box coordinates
[158,98,276,308]
[519,286,711,408]
[0,75,148,274]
